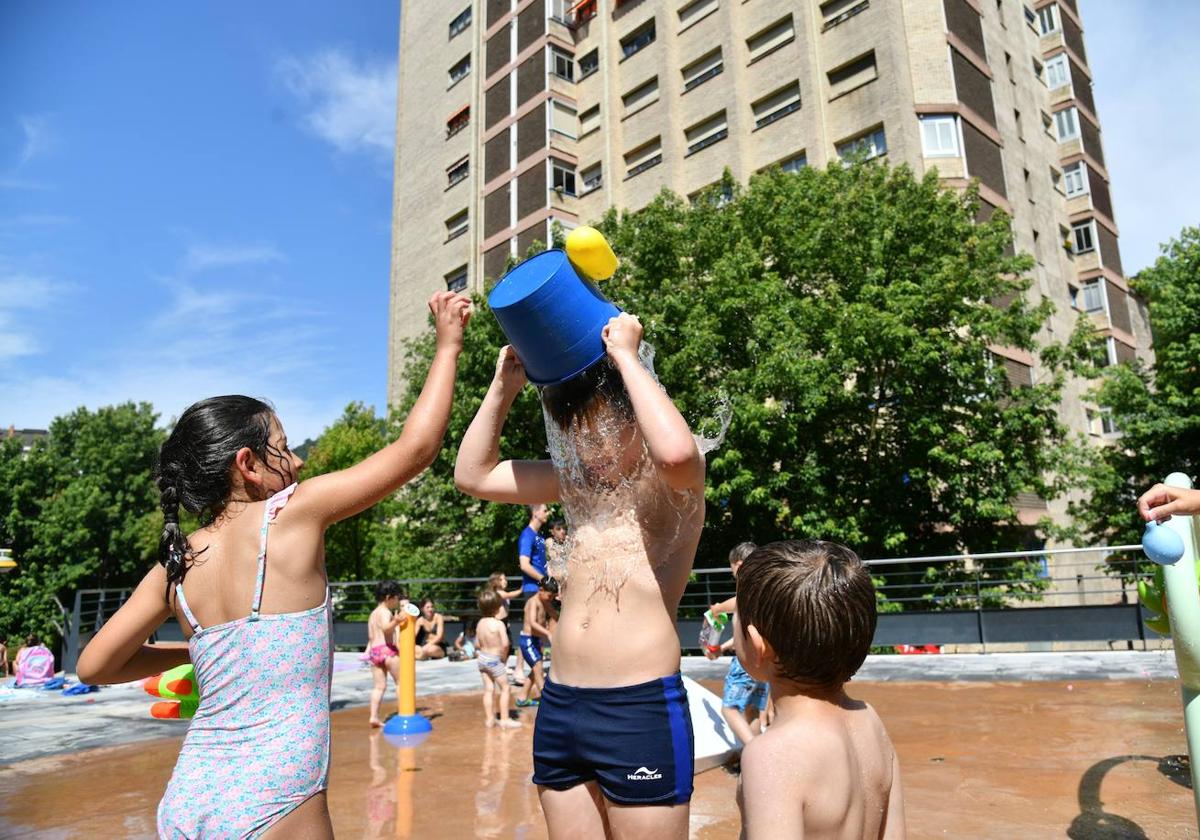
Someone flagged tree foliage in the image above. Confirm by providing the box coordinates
[1073,226,1200,546]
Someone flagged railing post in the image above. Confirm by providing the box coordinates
[974,561,986,653]
[1158,471,1200,825]
[63,590,84,674]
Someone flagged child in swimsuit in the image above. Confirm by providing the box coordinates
[476,588,520,729]
[77,291,470,839]
[516,576,558,707]
[367,581,408,727]
[456,313,707,838]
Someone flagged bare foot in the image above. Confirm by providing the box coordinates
[369,719,383,728]
[498,719,521,729]
[485,718,497,728]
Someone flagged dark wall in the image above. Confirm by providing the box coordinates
[486,76,511,129]
[487,23,512,77]
[487,0,509,28]
[963,121,1007,198]
[943,0,985,59]
[1004,358,1033,388]
[1088,164,1113,221]
[1062,12,1087,65]
[953,49,996,127]
[517,223,545,256]
[1115,341,1137,365]
[1098,226,1123,275]
[485,131,510,183]
[485,242,512,282]
[1079,112,1104,167]
[1069,59,1095,117]
[517,54,544,107]
[1106,281,1132,334]
[517,106,547,162]
[517,1,546,51]
[484,182,511,237]
[517,163,547,220]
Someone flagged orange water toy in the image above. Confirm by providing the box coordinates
[143,663,199,719]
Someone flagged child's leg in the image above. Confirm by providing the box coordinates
[497,676,519,728]
[480,671,496,727]
[605,799,688,840]
[368,665,387,726]
[722,704,758,745]
[531,659,545,697]
[743,705,762,737]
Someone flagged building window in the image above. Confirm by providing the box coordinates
[1041,111,1054,138]
[1049,166,1063,194]
[581,162,602,193]
[1054,107,1079,141]
[1032,57,1044,84]
[820,0,869,31]
[682,48,723,92]
[445,209,468,241]
[447,158,469,188]
[690,181,733,207]
[449,6,471,39]
[622,76,660,114]
[1037,3,1059,34]
[1063,162,1089,198]
[579,49,599,78]
[747,15,794,63]
[1005,52,1014,83]
[678,0,719,29]
[620,20,656,59]
[827,51,877,99]
[781,152,807,173]
[1100,408,1119,436]
[446,106,469,139]
[624,137,663,178]
[448,54,471,87]
[550,100,578,138]
[752,82,801,129]
[445,265,468,292]
[551,160,577,196]
[1072,220,1096,254]
[919,115,959,157]
[837,126,887,160]
[1045,54,1069,89]
[551,46,575,81]
[1102,336,1119,367]
[685,110,728,156]
[579,104,601,137]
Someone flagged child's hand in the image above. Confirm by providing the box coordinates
[602,313,642,361]
[429,291,471,352]
[494,345,527,393]
[1138,483,1200,522]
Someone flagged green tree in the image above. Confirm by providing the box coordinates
[0,403,163,641]
[298,402,394,580]
[1073,226,1200,547]
[388,162,1080,597]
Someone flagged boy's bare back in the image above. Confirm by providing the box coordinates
[476,616,508,657]
[740,696,904,840]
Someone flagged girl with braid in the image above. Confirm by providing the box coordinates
[78,292,470,839]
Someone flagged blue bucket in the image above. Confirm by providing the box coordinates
[488,249,620,385]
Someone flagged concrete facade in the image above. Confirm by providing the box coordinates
[388,0,1149,543]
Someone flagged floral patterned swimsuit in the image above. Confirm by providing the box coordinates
[158,484,333,838]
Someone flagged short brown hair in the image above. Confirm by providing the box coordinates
[728,541,756,565]
[736,540,877,688]
[478,588,502,618]
[539,356,633,431]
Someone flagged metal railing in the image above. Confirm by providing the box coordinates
[61,544,1157,672]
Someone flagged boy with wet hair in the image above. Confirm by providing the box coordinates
[516,577,559,707]
[735,540,906,840]
[366,581,409,727]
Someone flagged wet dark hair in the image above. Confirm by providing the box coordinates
[728,541,757,566]
[418,596,436,611]
[549,519,566,531]
[539,356,633,431]
[25,634,38,647]
[375,580,405,603]
[478,588,502,618]
[538,576,559,594]
[736,540,877,689]
[156,396,287,596]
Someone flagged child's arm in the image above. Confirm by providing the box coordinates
[1139,483,1200,521]
[529,603,551,639]
[709,595,737,616]
[291,292,470,528]
[454,345,560,503]
[77,565,191,685]
[428,614,445,645]
[880,750,907,839]
[603,315,705,493]
[502,586,524,600]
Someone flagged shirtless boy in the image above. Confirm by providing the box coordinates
[517,577,559,707]
[366,580,408,728]
[735,540,905,840]
[456,312,706,839]
[476,588,520,729]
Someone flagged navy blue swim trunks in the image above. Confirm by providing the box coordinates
[532,673,694,805]
[518,633,543,667]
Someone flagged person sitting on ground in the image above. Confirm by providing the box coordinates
[414,597,447,661]
[735,540,905,840]
[516,577,559,708]
[450,617,478,662]
[706,541,772,745]
[1139,483,1200,522]
[476,589,520,729]
[456,312,707,838]
[15,634,56,688]
[367,581,409,727]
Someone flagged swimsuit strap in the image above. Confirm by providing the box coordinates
[175,584,203,633]
[251,483,299,620]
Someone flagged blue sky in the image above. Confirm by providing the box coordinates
[2,1,1197,443]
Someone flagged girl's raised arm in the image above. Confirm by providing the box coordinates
[454,345,560,504]
[77,564,191,685]
[295,292,471,528]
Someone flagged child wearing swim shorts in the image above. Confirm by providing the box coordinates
[476,588,520,729]
[516,576,559,707]
[367,580,408,727]
[77,291,470,838]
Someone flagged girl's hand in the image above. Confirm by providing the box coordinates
[429,292,471,353]
[1138,483,1200,522]
[494,345,527,393]
[602,313,642,361]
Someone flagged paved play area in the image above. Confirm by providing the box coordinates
[0,652,1193,838]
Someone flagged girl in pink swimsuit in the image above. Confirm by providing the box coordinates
[77,292,470,838]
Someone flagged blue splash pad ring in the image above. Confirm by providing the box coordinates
[488,249,621,385]
[383,713,432,739]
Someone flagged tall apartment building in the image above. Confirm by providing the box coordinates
[389,0,1150,528]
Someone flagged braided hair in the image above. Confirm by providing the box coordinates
[156,396,286,597]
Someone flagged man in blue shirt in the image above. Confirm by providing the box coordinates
[519,504,550,595]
